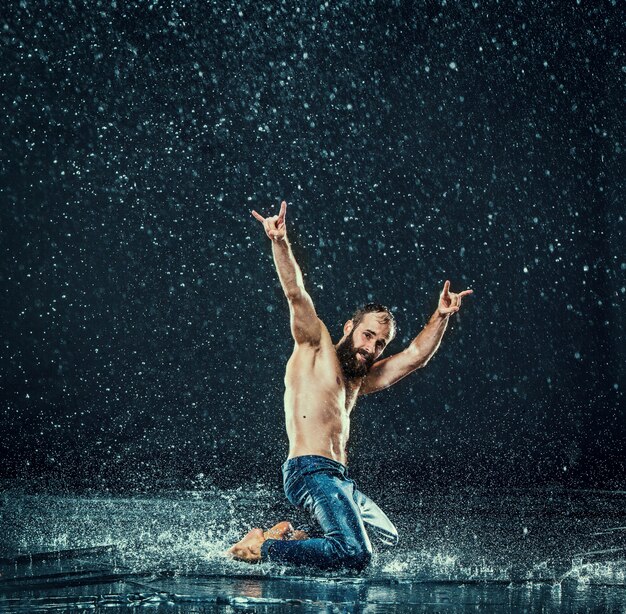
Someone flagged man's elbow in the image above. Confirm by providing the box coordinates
[406,345,428,369]
[285,286,305,301]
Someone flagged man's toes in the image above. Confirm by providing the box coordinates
[226,527,265,563]
[235,544,262,563]
[225,547,241,559]
[226,544,255,562]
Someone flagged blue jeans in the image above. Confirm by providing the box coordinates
[260,455,398,571]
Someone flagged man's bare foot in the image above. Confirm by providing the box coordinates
[226,522,311,563]
[226,528,265,563]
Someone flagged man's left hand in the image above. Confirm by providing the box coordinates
[438,280,473,317]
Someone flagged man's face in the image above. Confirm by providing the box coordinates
[336,312,393,379]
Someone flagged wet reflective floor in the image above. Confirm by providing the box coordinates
[3,571,626,612]
[1,487,625,612]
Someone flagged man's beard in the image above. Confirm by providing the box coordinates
[336,331,374,379]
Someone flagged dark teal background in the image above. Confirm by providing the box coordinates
[1,1,623,490]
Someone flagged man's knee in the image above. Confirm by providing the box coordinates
[350,543,372,571]
[330,536,373,571]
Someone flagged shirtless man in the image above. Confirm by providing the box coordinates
[227,201,472,571]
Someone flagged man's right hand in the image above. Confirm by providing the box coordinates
[251,200,287,242]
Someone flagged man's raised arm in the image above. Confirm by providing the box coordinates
[251,201,322,346]
[359,281,473,396]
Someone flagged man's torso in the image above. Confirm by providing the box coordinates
[284,321,360,465]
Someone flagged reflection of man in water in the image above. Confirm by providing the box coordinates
[227,201,472,570]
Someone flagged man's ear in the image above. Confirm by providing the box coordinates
[343,320,354,336]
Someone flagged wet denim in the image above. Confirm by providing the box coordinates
[260,455,398,571]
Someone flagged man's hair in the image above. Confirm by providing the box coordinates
[350,303,397,341]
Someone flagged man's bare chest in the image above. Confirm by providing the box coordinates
[285,344,360,412]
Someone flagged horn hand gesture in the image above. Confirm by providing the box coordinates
[251,200,287,242]
[438,280,473,317]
